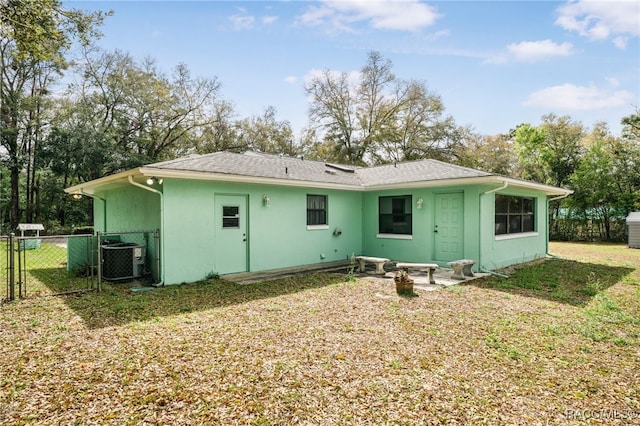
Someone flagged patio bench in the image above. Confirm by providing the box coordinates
[354,256,390,275]
[447,259,476,280]
[395,262,439,285]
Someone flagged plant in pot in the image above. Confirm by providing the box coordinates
[394,269,414,296]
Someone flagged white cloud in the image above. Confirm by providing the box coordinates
[229,12,278,30]
[284,76,298,84]
[613,36,628,49]
[485,40,574,64]
[555,0,639,49]
[506,39,575,63]
[523,83,634,110]
[605,77,620,87]
[298,0,440,33]
[229,14,255,30]
[262,15,278,25]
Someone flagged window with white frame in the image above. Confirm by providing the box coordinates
[495,195,535,235]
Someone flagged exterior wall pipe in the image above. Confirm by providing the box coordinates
[79,190,107,231]
[478,181,509,273]
[480,267,509,279]
[481,180,508,195]
[127,176,165,286]
[546,192,571,257]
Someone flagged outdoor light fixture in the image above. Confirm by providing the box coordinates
[416,198,424,209]
[72,193,82,200]
[146,177,163,186]
[262,194,270,207]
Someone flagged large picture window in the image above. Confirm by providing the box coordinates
[495,195,535,235]
[307,194,327,226]
[379,195,412,235]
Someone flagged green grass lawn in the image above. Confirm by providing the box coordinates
[1,240,94,298]
[1,242,638,424]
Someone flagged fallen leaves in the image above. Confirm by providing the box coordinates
[0,242,639,424]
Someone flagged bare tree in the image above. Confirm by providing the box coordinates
[305,51,460,165]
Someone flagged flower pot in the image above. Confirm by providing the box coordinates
[394,273,414,295]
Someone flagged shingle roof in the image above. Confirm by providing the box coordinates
[145,151,492,188]
[355,159,492,186]
[148,152,362,186]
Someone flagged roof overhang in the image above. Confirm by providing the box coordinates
[365,176,573,196]
[65,169,144,195]
[65,167,365,195]
[65,167,573,197]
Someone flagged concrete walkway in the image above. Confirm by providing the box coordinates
[373,267,489,291]
[223,260,487,291]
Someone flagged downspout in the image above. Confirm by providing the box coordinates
[128,176,165,286]
[478,181,509,276]
[546,192,571,258]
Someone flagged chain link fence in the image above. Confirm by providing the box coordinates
[96,230,160,292]
[1,234,94,300]
[2,229,160,302]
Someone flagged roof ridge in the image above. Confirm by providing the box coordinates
[427,158,495,176]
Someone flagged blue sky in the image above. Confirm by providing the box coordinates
[71,1,639,137]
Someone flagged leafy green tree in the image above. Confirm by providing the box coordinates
[515,114,584,187]
[194,100,242,154]
[457,133,517,175]
[0,0,109,62]
[621,108,640,142]
[568,123,640,240]
[0,39,61,228]
[236,106,296,156]
[66,48,223,169]
[0,1,107,229]
[514,115,584,238]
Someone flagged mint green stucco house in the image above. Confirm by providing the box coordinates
[65,151,572,285]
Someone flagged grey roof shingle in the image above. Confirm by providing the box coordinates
[355,159,492,186]
[145,151,493,187]
[148,152,363,186]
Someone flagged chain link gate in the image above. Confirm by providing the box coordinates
[2,229,160,302]
[2,236,10,302]
[6,234,96,300]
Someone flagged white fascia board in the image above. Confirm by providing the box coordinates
[138,167,364,191]
[499,177,574,196]
[64,169,142,195]
[66,168,572,197]
[364,176,572,195]
[363,176,501,191]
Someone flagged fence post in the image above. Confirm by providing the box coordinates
[96,231,102,292]
[17,237,23,298]
[154,229,160,285]
[8,233,14,301]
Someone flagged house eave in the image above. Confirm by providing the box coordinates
[64,169,143,195]
[138,167,364,191]
[498,177,574,196]
[364,176,572,196]
[65,166,573,197]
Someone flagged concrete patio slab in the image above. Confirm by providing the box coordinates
[358,267,489,292]
[222,260,488,291]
